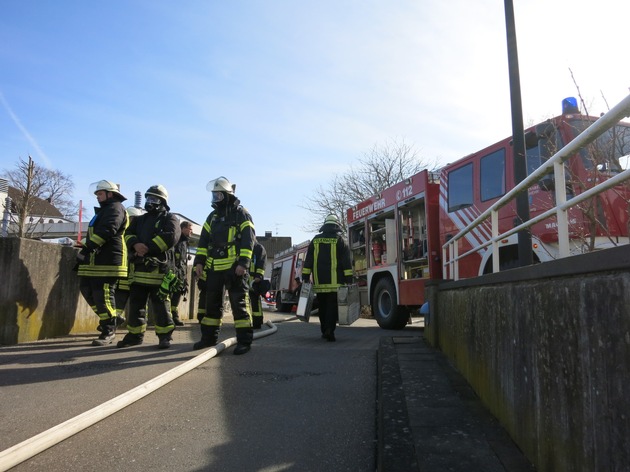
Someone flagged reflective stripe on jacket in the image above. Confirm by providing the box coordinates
[125,210,181,286]
[77,199,128,278]
[302,230,353,293]
[194,201,255,272]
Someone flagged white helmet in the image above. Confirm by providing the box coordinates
[206,176,236,204]
[320,213,342,232]
[323,214,340,226]
[126,206,146,217]
[206,176,235,194]
[89,180,127,201]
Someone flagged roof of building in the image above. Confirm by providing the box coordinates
[7,186,64,218]
[256,235,292,259]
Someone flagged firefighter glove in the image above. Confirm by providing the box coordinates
[158,271,179,301]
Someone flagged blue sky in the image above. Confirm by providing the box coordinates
[2,0,629,244]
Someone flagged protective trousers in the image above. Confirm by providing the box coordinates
[196,272,208,322]
[79,276,118,332]
[171,290,183,319]
[249,288,263,327]
[127,284,175,338]
[316,291,338,336]
[200,268,253,345]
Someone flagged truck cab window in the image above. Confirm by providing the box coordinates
[480,149,506,201]
[447,163,473,212]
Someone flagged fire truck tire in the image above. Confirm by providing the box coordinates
[371,277,408,330]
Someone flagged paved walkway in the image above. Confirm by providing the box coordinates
[0,313,536,471]
[378,334,536,471]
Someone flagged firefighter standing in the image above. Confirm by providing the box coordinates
[171,220,193,326]
[113,205,146,323]
[193,176,255,355]
[117,185,181,349]
[76,180,128,346]
[302,214,353,342]
[250,241,269,329]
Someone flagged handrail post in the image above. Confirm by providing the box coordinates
[554,160,570,257]
[492,210,500,273]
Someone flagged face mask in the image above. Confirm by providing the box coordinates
[212,192,225,204]
[144,196,162,213]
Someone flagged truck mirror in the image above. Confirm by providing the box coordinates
[525,130,539,148]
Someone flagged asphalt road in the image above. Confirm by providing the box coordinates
[0,311,390,471]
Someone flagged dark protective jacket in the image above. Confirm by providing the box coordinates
[194,197,255,272]
[302,223,353,293]
[251,242,267,279]
[77,197,128,278]
[125,210,181,286]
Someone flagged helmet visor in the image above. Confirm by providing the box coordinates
[211,191,225,203]
[145,195,162,205]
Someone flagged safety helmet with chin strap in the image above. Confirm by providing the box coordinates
[90,180,127,201]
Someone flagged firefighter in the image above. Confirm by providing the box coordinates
[193,176,255,355]
[76,180,128,346]
[117,185,181,349]
[171,220,193,326]
[113,206,146,324]
[250,241,269,329]
[302,214,353,342]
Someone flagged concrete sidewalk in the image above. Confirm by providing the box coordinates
[377,335,537,471]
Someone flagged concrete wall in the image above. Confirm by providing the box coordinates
[0,237,194,345]
[424,244,630,472]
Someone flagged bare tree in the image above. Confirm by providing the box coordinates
[43,168,79,219]
[3,156,78,237]
[301,138,437,234]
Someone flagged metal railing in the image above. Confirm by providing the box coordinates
[443,93,630,280]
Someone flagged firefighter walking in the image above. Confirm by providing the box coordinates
[76,180,128,346]
[193,176,255,355]
[117,185,181,349]
[302,214,353,342]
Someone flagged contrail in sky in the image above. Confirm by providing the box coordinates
[0,91,52,168]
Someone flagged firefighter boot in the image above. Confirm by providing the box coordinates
[158,331,173,349]
[234,328,253,355]
[173,316,184,327]
[233,343,251,355]
[116,333,144,348]
[193,325,219,351]
[92,323,115,346]
[92,318,117,346]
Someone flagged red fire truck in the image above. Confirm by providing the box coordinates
[270,240,310,312]
[347,98,630,329]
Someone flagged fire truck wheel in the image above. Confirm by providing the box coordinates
[371,277,408,330]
